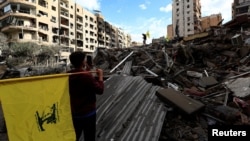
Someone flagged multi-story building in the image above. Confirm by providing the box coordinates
[201,13,222,31]
[225,0,250,40]
[232,0,250,19]
[80,6,98,53]
[125,33,131,47]
[0,0,130,60]
[167,24,174,40]
[172,0,202,39]
[225,0,250,29]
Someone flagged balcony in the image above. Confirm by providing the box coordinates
[76,26,83,32]
[76,35,83,40]
[60,39,69,46]
[38,0,48,8]
[60,1,68,10]
[0,0,36,8]
[60,11,69,18]
[1,24,36,33]
[38,24,49,34]
[0,10,36,20]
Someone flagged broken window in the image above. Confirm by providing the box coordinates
[19,33,23,39]
[51,16,56,23]
[18,20,24,26]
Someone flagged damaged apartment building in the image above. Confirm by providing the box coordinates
[170,0,203,40]
[168,0,223,41]
[0,0,131,61]
[168,0,250,45]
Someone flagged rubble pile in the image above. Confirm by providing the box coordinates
[93,40,250,140]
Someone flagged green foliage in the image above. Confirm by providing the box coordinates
[10,42,39,57]
[5,42,62,67]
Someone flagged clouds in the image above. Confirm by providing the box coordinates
[139,4,147,10]
[139,1,151,10]
[75,0,100,10]
[200,0,234,23]
[160,3,172,13]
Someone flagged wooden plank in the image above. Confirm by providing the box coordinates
[156,88,205,115]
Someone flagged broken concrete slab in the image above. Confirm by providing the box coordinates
[198,76,218,88]
[225,77,250,98]
[156,88,205,115]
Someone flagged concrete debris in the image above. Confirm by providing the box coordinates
[156,88,205,115]
[225,77,250,98]
[91,26,250,140]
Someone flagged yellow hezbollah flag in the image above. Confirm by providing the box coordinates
[0,74,76,141]
[146,30,150,38]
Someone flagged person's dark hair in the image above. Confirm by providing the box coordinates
[69,51,86,68]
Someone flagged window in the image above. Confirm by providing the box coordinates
[51,16,56,23]
[70,14,73,18]
[77,8,79,12]
[71,5,73,9]
[187,5,190,8]
[52,6,56,11]
[18,20,24,26]
[19,33,23,39]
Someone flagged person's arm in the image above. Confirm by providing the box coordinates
[88,68,104,95]
[96,68,103,82]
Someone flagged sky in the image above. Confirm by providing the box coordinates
[75,0,234,43]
